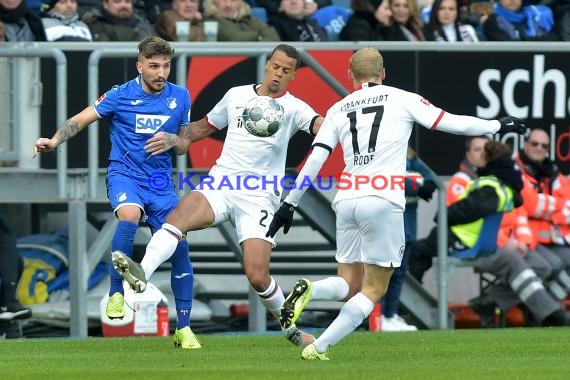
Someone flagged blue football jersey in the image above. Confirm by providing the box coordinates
[94,75,191,177]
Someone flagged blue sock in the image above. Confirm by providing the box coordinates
[170,240,193,329]
[108,220,138,296]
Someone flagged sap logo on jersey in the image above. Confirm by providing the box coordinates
[135,114,171,133]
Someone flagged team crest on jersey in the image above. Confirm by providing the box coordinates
[95,93,106,106]
[420,98,431,106]
[399,246,405,259]
[166,97,177,110]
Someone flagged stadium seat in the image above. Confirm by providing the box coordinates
[449,213,503,260]
[252,7,268,23]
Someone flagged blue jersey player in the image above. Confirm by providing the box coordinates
[33,37,200,349]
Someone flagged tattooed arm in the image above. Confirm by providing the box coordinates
[144,123,191,156]
[33,105,99,157]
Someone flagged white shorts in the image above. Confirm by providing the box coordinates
[334,196,405,268]
[197,189,280,245]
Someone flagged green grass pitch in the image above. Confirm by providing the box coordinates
[1,328,570,380]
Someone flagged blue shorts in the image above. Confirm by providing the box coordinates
[106,169,178,233]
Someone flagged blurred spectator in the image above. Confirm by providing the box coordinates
[447,136,570,325]
[483,0,558,41]
[515,128,570,294]
[268,0,328,41]
[0,0,47,41]
[408,141,570,327]
[446,135,488,205]
[155,0,205,41]
[389,0,425,40]
[0,216,32,339]
[339,0,397,41]
[421,0,491,39]
[0,19,5,39]
[257,0,330,17]
[41,0,93,41]
[77,0,162,22]
[82,0,154,41]
[408,141,523,283]
[202,0,280,41]
[423,0,478,41]
[381,147,436,332]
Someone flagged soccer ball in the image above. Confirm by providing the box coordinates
[242,96,284,137]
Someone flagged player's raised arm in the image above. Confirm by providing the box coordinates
[33,105,99,158]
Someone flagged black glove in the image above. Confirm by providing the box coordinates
[417,180,437,201]
[266,202,295,238]
[499,117,526,135]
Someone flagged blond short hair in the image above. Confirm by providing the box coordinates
[349,48,383,81]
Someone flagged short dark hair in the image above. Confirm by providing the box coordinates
[138,37,174,60]
[269,44,301,69]
[465,135,489,151]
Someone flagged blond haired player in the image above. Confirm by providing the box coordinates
[266,47,526,360]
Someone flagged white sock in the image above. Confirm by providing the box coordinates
[162,223,183,239]
[313,292,374,353]
[311,276,349,301]
[256,277,285,319]
[141,228,179,279]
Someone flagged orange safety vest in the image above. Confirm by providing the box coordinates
[497,207,534,249]
[551,175,570,245]
[515,155,558,246]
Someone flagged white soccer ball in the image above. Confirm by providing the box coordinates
[242,96,284,137]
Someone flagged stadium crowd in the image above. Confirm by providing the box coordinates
[1,0,570,43]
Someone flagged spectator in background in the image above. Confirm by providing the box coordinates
[41,0,93,41]
[381,147,437,332]
[257,0,330,17]
[155,0,205,41]
[423,0,478,41]
[389,0,425,40]
[0,216,32,339]
[340,0,398,41]
[446,135,488,204]
[202,0,280,41]
[77,0,162,22]
[446,136,569,327]
[483,0,558,41]
[0,0,47,41]
[82,0,154,41]
[268,0,328,41]
[515,129,570,295]
[0,20,5,40]
[408,141,523,283]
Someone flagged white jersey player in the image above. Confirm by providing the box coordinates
[110,44,324,347]
[202,84,319,196]
[266,47,527,360]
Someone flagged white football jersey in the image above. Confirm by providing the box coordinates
[313,82,500,209]
[204,84,319,195]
